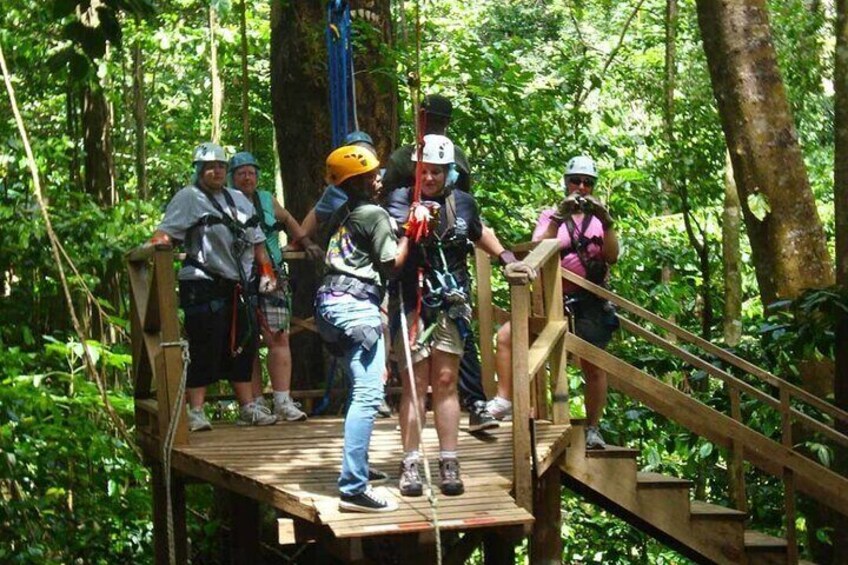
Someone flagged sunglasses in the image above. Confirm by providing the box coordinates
[568,176,595,188]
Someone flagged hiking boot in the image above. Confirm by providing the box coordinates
[238,402,278,426]
[368,468,389,484]
[339,486,398,513]
[585,425,606,450]
[398,458,423,497]
[439,458,464,496]
[376,398,392,418]
[468,400,499,432]
[274,396,307,422]
[486,397,513,421]
[187,407,212,432]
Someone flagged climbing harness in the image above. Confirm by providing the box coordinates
[161,339,190,565]
[327,0,357,147]
[188,188,259,356]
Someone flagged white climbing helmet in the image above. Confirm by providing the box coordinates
[192,142,227,165]
[412,134,455,165]
[565,155,598,179]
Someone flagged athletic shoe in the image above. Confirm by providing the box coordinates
[254,396,270,410]
[486,397,513,421]
[467,400,499,432]
[237,402,278,426]
[187,407,212,432]
[368,468,389,484]
[439,458,464,496]
[339,487,398,513]
[398,458,423,497]
[274,396,307,422]
[585,425,607,450]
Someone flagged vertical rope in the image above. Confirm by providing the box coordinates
[327,0,355,147]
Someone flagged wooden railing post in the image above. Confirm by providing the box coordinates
[475,248,497,399]
[727,386,747,512]
[542,250,568,426]
[780,386,798,563]
[510,283,533,511]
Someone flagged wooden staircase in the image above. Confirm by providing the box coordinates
[561,423,789,564]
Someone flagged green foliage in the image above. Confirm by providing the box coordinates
[0,344,151,563]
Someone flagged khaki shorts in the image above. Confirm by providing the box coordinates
[393,310,464,371]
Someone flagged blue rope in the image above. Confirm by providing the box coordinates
[327,0,354,148]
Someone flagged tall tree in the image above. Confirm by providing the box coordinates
[131,28,147,200]
[209,2,223,144]
[270,0,396,389]
[697,1,838,559]
[833,0,848,560]
[722,151,742,347]
[238,0,250,150]
[695,0,833,306]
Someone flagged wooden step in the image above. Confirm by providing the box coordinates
[689,500,746,521]
[636,472,692,490]
[745,530,788,550]
[585,445,639,459]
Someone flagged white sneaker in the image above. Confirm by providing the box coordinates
[187,407,212,432]
[586,425,607,450]
[238,402,278,426]
[486,396,513,421]
[254,396,270,410]
[274,396,307,422]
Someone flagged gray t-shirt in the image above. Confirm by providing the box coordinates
[325,202,398,287]
[157,185,265,282]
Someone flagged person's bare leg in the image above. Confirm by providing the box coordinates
[250,353,263,399]
[581,359,607,427]
[430,349,461,452]
[231,381,254,406]
[187,386,207,409]
[494,322,513,401]
[400,358,430,452]
[267,331,292,392]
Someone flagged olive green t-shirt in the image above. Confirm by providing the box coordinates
[325,202,398,287]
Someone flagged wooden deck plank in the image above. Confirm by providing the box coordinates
[146,416,568,539]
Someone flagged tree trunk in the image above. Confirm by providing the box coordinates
[661,0,678,343]
[722,151,742,347]
[271,0,396,390]
[132,33,148,200]
[66,76,82,192]
[695,0,833,306]
[83,84,115,205]
[209,4,223,144]
[239,0,251,151]
[697,2,838,560]
[832,1,848,560]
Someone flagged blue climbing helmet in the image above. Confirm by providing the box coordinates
[229,151,260,173]
[343,130,374,148]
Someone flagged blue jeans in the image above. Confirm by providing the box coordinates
[316,293,385,496]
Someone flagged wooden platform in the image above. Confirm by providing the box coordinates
[141,416,571,539]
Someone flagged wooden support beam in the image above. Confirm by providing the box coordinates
[531,466,562,565]
[227,491,261,564]
[483,529,517,565]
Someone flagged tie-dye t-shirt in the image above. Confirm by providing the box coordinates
[324,202,398,287]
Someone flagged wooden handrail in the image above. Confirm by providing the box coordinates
[617,317,848,449]
[566,333,848,514]
[561,268,848,427]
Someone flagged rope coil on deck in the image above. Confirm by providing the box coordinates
[160,339,189,565]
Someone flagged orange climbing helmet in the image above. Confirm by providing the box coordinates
[325,145,380,186]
